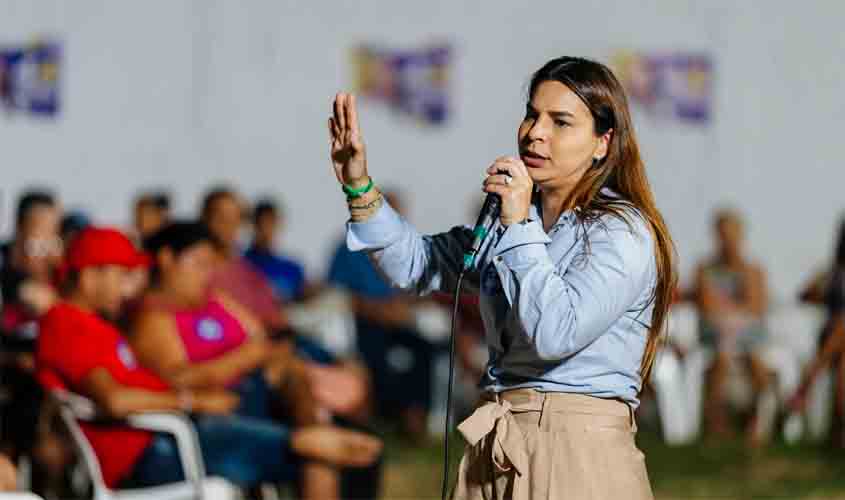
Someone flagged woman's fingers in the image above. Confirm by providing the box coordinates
[333,93,345,133]
[337,93,348,131]
[483,183,508,196]
[486,157,525,177]
[483,159,532,195]
[348,93,360,137]
[331,92,364,146]
[332,95,340,131]
[328,117,338,142]
[481,155,533,225]
[484,174,512,187]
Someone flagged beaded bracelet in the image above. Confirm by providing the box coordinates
[348,192,383,211]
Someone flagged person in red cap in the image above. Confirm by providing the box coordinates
[36,227,382,493]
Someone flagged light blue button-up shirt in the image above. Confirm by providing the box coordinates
[347,191,657,407]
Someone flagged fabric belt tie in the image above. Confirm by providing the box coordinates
[457,398,529,477]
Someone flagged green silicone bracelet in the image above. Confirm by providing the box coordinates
[342,177,374,199]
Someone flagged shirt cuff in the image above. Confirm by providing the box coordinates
[346,200,404,251]
[492,220,551,270]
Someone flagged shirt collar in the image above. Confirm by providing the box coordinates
[531,191,579,229]
[532,186,622,229]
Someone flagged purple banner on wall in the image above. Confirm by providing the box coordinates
[352,43,452,126]
[611,51,712,125]
[0,39,61,117]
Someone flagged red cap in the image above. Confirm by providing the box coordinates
[63,227,150,273]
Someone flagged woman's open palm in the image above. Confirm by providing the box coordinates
[329,93,368,187]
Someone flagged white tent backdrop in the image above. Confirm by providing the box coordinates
[1,1,843,299]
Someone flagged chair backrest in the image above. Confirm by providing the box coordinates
[666,303,700,351]
[36,368,112,499]
[766,303,826,362]
[55,400,111,496]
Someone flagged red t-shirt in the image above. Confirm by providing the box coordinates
[37,303,169,488]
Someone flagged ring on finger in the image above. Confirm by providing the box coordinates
[504,176,512,185]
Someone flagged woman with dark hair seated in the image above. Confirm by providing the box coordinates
[132,221,378,499]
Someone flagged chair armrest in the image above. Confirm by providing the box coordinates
[51,390,97,421]
[51,390,207,492]
[125,413,206,483]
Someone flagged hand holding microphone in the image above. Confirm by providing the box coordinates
[464,157,534,271]
[482,156,533,226]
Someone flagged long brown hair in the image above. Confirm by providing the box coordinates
[528,56,677,384]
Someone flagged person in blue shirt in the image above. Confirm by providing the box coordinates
[244,199,307,303]
[327,56,677,499]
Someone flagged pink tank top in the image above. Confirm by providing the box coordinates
[170,298,249,366]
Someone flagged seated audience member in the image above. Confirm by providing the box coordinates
[1,190,62,337]
[200,188,370,417]
[790,219,845,442]
[328,190,447,439]
[59,211,91,249]
[201,187,287,330]
[694,209,772,444]
[244,199,309,303]
[134,222,346,418]
[799,218,845,313]
[788,317,845,441]
[0,190,68,489]
[133,221,377,499]
[133,191,171,243]
[36,227,381,493]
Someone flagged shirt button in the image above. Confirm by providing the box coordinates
[496,256,504,263]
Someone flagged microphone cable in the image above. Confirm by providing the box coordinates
[441,269,466,500]
[441,181,505,499]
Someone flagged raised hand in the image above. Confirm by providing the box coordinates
[329,93,369,189]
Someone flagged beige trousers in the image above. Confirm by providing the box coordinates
[450,389,654,500]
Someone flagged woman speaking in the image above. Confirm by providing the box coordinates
[328,56,676,500]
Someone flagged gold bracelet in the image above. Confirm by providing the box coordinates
[349,195,383,222]
[348,193,384,210]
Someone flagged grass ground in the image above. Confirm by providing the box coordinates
[379,430,845,499]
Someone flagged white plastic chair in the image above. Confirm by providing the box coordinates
[52,390,239,500]
[652,303,810,445]
[651,304,703,445]
[766,303,826,365]
[286,288,357,358]
[767,303,830,442]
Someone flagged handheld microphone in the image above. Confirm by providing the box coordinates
[462,177,508,272]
